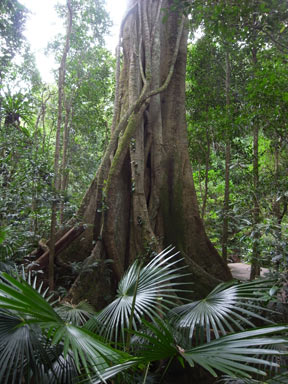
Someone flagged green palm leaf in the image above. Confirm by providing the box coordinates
[169,279,277,344]
[219,371,288,383]
[0,272,62,324]
[182,326,288,379]
[266,372,288,383]
[91,360,140,384]
[131,318,178,361]
[88,247,188,343]
[133,320,288,380]
[128,316,288,380]
[56,300,95,325]
[0,272,132,383]
[0,310,58,384]
[44,353,78,384]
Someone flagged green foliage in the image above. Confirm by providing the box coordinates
[185,0,288,270]
[0,92,54,260]
[0,1,287,380]
[56,300,95,326]
[64,46,114,205]
[0,0,27,78]
[87,247,188,344]
[169,279,276,343]
[0,271,130,383]
[186,0,288,51]
[0,0,114,261]
[0,249,287,383]
[46,0,114,215]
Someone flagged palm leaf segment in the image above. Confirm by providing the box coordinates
[0,310,56,384]
[0,251,287,383]
[169,279,277,344]
[92,246,187,342]
[56,300,95,326]
[0,272,130,383]
[220,373,288,384]
[130,277,288,380]
[182,327,288,379]
[129,318,288,380]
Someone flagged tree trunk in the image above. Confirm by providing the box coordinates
[250,124,261,280]
[222,141,231,261]
[250,47,261,280]
[36,0,231,307]
[201,127,210,219]
[32,91,51,237]
[221,52,231,262]
[49,0,73,290]
[59,98,72,225]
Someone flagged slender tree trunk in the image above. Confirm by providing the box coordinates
[59,98,72,225]
[39,90,51,153]
[34,0,231,306]
[250,125,261,279]
[273,145,281,224]
[222,141,231,261]
[201,128,210,219]
[222,51,231,262]
[250,47,261,280]
[49,0,72,290]
[32,91,51,235]
[42,98,47,153]
[198,163,204,209]
[31,105,42,236]
[272,144,287,227]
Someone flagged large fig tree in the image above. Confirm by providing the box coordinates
[34,0,231,308]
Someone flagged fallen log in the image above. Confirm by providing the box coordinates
[28,225,85,271]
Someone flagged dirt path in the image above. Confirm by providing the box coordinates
[228,263,269,281]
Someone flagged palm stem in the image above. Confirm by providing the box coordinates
[159,356,173,383]
[125,261,142,352]
[142,362,150,384]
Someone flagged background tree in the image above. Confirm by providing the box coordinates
[0,0,27,83]
[185,0,288,274]
[49,0,73,291]
[47,0,111,290]
[0,0,113,278]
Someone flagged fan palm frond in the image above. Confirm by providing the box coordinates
[132,318,178,363]
[218,375,261,383]
[56,300,95,325]
[44,353,78,384]
[88,246,189,343]
[0,272,61,324]
[0,251,286,383]
[218,370,288,384]
[133,319,288,380]
[91,360,140,384]
[169,279,277,345]
[0,272,132,383]
[266,372,288,383]
[182,326,288,379]
[0,310,57,384]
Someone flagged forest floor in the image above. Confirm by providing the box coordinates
[228,263,269,281]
